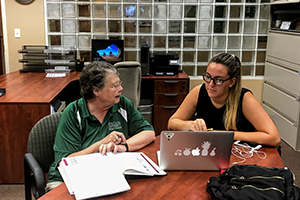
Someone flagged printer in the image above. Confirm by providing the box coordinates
[150,53,179,76]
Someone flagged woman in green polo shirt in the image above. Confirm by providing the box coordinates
[47,61,155,191]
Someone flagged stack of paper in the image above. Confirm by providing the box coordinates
[58,152,166,200]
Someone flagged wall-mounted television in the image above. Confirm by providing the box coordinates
[91,39,124,65]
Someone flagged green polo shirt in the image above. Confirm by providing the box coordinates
[48,96,154,183]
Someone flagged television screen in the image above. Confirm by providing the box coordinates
[91,39,124,65]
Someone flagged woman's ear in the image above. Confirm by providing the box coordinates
[93,88,101,97]
[229,77,236,88]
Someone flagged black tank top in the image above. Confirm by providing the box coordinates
[195,84,255,132]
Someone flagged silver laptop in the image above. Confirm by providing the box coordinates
[159,131,234,171]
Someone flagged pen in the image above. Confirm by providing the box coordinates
[117,135,125,144]
[207,128,213,131]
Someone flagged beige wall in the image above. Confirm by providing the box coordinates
[4,0,45,73]
[190,78,264,104]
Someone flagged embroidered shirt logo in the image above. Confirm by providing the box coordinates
[108,121,122,130]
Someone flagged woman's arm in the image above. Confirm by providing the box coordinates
[67,130,155,157]
[168,85,207,131]
[97,130,155,155]
[234,92,281,147]
[126,130,156,151]
[68,131,127,157]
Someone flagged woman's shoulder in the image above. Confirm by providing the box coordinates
[241,87,253,94]
[64,99,80,112]
[119,95,135,108]
[240,88,257,105]
[62,98,88,120]
[183,84,204,106]
[191,84,203,93]
[185,84,202,100]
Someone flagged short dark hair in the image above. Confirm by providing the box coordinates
[79,61,119,99]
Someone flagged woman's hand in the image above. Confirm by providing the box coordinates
[190,118,207,131]
[99,131,127,155]
[99,142,127,155]
[103,131,126,144]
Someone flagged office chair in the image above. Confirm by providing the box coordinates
[24,112,62,200]
[114,61,142,108]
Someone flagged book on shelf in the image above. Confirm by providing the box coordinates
[58,152,166,200]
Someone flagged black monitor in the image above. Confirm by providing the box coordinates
[91,39,124,65]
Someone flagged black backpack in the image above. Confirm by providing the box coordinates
[206,165,300,200]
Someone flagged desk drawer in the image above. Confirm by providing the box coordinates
[265,62,300,97]
[263,104,299,150]
[154,93,187,106]
[267,31,300,67]
[263,83,299,122]
[153,105,178,135]
[154,80,189,93]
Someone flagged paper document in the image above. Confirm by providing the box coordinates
[106,152,166,176]
[46,73,66,78]
[58,152,166,200]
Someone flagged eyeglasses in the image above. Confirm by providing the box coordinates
[202,72,231,86]
[106,81,122,90]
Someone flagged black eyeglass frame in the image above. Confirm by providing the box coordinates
[202,72,232,86]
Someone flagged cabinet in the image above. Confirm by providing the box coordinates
[152,75,189,135]
[262,29,300,149]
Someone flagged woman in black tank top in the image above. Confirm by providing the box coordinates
[168,53,280,147]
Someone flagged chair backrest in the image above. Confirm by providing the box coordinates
[114,61,141,108]
[27,112,62,173]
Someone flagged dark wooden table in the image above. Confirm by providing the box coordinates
[39,135,284,200]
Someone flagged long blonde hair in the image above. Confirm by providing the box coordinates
[209,53,241,131]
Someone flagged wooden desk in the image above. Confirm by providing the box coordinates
[39,136,284,200]
[0,71,189,183]
[0,71,81,183]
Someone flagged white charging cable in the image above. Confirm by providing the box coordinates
[231,141,267,165]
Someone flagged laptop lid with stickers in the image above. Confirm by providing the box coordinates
[159,131,234,171]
